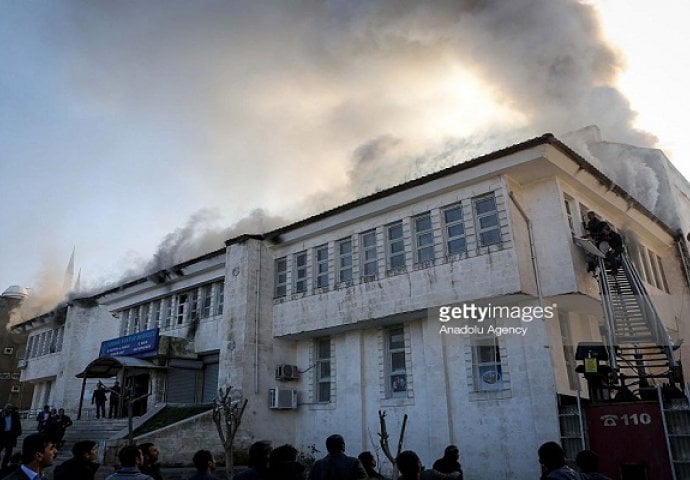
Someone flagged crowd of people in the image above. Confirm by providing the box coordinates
[0,428,611,480]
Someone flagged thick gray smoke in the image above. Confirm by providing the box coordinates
[17,0,676,311]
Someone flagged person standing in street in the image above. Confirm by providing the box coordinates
[139,443,164,480]
[308,434,367,480]
[0,433,57,480]
[109,381,122,419]
[0,405,21,470]
[53,440,100,480]
[91,383,107,419]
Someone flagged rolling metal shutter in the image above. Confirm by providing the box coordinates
[201,361,219,403]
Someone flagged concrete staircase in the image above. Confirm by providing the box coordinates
[54,418,130,462]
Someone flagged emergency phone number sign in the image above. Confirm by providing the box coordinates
[586,402,673,480]
[99,328,160,357]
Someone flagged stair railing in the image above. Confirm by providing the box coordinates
[597,256,619,374]
[620,254,676,368]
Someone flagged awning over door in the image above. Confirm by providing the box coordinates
[76,356,166,378]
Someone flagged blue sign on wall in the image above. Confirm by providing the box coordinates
[99,328,160,358]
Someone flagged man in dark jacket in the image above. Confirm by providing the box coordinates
[538,442,581,480]
[0,404,22,469]
[1,433,56,480]
[186,450,217,480]
[598,224,623,275]
[53,440,100,480]
[396,451,422,480]
[139,443,164,480]
[308,434,367,480]
[575,450,612,480]
[431,445,463,478]
[91,383,107,419]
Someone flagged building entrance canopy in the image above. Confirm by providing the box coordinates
[75,356,165,419]
[76,355,165,379]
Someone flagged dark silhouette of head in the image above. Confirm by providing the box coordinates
[538,442,566,471]
[192,450,215,472]
[325,434,346,454]
[118,445,142,467]
[248,440,272,469]
[396,450,421,478]
[575,450,600,473]
[72,440,97,458]
[358,451,376,470]
[443,445,459,461]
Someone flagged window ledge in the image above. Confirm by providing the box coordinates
[380,396,415,408]
[308,402,337,411]
[386,267,407,276]
[468,389,512,402]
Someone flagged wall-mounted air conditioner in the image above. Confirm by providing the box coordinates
[268,388,298,409]
[275,364,299,381]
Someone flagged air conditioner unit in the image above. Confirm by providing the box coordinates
[17,360,27,370]
[275,364,299,381]
[268,388,298,409]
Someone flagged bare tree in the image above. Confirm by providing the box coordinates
[212,386,248,480]
[378,410,408,479]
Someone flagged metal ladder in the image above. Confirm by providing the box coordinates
[596,253,676,395]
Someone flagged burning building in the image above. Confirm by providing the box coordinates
[11,133,690,478]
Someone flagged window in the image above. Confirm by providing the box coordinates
[386,326,407,397]
[294,251,308,293]
[26,336,36,359]
[10,386,19,393]
[189,289,199,322]
[315,338,332,403]
[337,238,353,284]
[564,196,577,236]
[151,300,161,329]
[3,348,13,355]
[473,193,501,247]
[274,257,288,298]
[0,373,10,380]
[215,282,224,315]
[472,336,503,391]
[361,230,378,279]
[444,204,466,255]
[201,285,213,317]
[639,247,654,286]
[656,254,670,293]
[387,222,405,270]
[314,245,329,289]
[414,213,434,264]
[10,373,19,380]
[163,297,173,328]
[176,294,188,325]
[141,304,150,330]
[131,307,141,333]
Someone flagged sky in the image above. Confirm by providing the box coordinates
[1,0,689,314]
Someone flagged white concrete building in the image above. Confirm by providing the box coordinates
[13,134,690,478]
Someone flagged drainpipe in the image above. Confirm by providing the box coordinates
[254,242,262,394]
[509,192,544,307]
